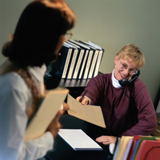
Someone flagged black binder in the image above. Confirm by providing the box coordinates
[69,40,93,80]
[48,43,73,79]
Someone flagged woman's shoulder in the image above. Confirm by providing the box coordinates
[88,73,111,88]
[93,73,112,83]
[134,78,146,88]
[131,78,148,95]
[0,72,29,93]
[0,72,32,113]
[94,73,111,80]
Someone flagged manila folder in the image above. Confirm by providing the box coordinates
[67,94,106,128]
[24,87,68,141]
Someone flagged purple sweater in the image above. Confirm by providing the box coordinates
[83,73,157,136]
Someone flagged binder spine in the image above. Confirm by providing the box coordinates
[67,49,78,79]
[83,50,93,79]
[79,50,89,79]
[93,50,103,77]
[88,50,99,79]
[73,49,84,79]
[62,48,72,79]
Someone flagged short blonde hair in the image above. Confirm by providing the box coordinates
[116,44,145,69]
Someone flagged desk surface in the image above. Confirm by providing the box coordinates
[46,115,112,160]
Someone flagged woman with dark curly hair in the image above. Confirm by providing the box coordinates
[0,0,76,159]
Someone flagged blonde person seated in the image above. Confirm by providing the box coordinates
[76,44,157,153]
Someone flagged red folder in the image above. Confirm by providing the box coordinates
[127,135,141,160]
[136,140,160,160]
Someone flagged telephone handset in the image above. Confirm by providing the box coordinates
[118,69,140,86]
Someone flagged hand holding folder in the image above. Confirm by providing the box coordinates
[67,94,106,128]
[78,90,88,103]
[47,109,64,138]
[24,87,68,141]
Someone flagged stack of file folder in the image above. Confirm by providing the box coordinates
[47,40,104,87]
[113,135,160,160]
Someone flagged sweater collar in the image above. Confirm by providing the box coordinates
[111,69,121,88]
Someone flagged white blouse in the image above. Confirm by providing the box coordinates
[0,64,53,160]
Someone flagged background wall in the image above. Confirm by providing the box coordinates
[0,0,160,107]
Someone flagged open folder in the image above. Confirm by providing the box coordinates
[24,87,68,141]
[67,94,106,128]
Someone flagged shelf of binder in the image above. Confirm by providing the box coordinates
[48,40,104,88]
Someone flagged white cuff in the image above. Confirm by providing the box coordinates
[60,104,63,110]
[84,96,91,105]
[109,143,115,154]
[42,131,54,151]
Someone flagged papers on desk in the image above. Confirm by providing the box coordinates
[24,87,68,141]
[67,94,106,128]
[58,129,102,151]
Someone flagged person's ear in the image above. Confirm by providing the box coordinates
[114,55,118,65]
[9,34,14,41]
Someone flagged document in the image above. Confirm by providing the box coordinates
[58,129,102,150]
[24,87,68,141]
[67,94,106,128]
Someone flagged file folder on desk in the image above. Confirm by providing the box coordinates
[135,140,160,160]
[113,136,133,160]
[126,135,142,160]
[131,136,156,160]
[58,129,102,151]
[113,136,160,160]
